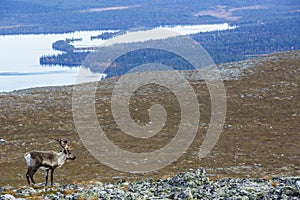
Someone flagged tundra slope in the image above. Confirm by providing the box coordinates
[0,50,299,187]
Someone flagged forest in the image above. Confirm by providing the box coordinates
[194,18,300,63]
[39,17,299,78]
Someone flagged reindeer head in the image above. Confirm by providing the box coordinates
[55,139,76,160]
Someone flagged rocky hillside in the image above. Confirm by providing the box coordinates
[0,51,299,198]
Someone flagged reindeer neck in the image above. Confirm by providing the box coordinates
[57,150,67,167]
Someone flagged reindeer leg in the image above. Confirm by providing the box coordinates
[45,169,49,186]
[29,167,38,185]
[50,168,55,186]
[26,167,32,185]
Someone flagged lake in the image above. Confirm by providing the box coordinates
[0,23,236,92]
[0,30,112,92]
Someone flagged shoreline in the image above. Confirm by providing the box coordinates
[0,49,277,94]
[0,49,296,94]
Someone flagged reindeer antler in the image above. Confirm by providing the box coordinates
[55,138,67,149]
[54,138,78,150]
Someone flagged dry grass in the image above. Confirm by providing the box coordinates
[270,181,278,188]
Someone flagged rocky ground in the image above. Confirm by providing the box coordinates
[1,168,299,199]
[0,50,299,198]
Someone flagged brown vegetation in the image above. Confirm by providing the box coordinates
[0,51,299,187]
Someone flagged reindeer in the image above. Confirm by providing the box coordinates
[24,139,76,186]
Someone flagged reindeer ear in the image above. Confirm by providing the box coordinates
[66,141,78,150]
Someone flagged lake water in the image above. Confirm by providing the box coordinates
[0,23,236,92]
[0,30,112,92]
